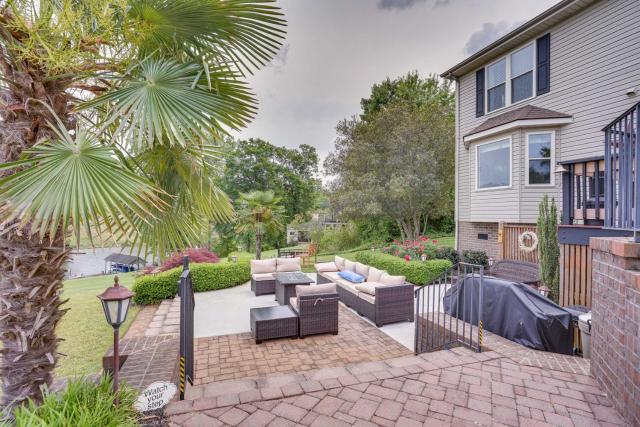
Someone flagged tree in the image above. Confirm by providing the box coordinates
[235,190,285,259]
[537,195,560,302]
[0,0,285,415]
[325,74,455,240]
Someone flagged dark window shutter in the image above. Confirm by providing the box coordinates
[475,69,485,117]
[536,33,551,95]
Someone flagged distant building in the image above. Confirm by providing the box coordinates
[286,212,345,245]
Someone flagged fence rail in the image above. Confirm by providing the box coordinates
[178,257,194,400]
[414,263,484,354]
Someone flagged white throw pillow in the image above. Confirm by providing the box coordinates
[276,257,301,272]
[251,258,276,274]
[367,267,385,283]
[355,282,385,296]
[335,256,346,271]
[315,262,338,272]
[355,262,370,279]
[379,273,405,286]
[344,260,356,272]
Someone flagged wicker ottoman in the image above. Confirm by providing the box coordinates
[250,306,299,344]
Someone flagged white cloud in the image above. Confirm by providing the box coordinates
[464,21,525,55]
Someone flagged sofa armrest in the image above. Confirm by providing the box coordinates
[375,283,414,304]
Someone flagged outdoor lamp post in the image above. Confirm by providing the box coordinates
[98,275,134,402]
[538,285,551,298]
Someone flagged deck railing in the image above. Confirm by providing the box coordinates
[603,102,640,241]
[560,158,605,226]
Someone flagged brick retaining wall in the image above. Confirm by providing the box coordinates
[590,236,640,426]
[456,221,500,259]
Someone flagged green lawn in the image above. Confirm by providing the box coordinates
[55,273,140,378]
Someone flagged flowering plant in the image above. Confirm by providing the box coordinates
[381,236,438,261]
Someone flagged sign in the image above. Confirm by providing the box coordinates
[134,381,177,412]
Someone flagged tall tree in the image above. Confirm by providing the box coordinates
[235,190,285,259]
[0,0,285,415]
[537,195,560,302]
[325,74,455,240]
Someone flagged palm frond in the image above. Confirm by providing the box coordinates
[81,59,257,147]
[127,0,286,74]
[0,123,166,247]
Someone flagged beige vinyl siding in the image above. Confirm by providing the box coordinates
[456,0,640,223]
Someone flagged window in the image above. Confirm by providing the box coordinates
[527,133,553,185]
[477,138,511,189]
[511,45,534,103]
[485,43,535,112]
[487,58,506,112]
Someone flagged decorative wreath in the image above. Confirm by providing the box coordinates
[518,231,539,253]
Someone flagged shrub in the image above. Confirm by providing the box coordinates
[132,261,250,304]
[158,248,220,272]
[12,375,138,427]
[461,250,488,267]
[319,223,362,253]
[380,236,439,260]
[434,246,459,265]
[355,252,452,285]
[538,195,560,302]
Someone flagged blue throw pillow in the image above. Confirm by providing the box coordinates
[338,270,365,283]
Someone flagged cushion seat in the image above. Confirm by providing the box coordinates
[252,272,275,281]
[322,271,342,282]
[355,281,387,296]
[358,292,375,304]
[336,280,359,295]
[289,297,298,312]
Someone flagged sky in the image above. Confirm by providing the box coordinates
[233,0,558,164]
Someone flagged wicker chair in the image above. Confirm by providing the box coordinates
[295,293,339,338]
[489,260,539,285]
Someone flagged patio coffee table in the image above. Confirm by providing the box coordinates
[250,305,298,344]
[275,272,313,305]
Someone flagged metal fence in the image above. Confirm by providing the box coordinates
[603,101,640,241]
[178,256,195,400]
[414,263,484,354]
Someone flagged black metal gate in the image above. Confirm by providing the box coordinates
[178,256,195,400]
[414,263,484,354]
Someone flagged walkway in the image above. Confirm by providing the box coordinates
[166,330,626,426]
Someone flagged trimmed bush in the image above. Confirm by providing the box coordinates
[435,246,459,265]
[132,261,250,305]
[461,250,488,267]
[158,248,219,272]
[13,375,138,427]
[354,252,452,285]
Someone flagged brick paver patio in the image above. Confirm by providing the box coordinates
[166,325,626,426]
[192,304,412,385]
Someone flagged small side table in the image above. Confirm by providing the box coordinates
[250,306,299,344]
[275,272,314,305]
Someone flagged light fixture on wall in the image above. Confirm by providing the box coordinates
[554,163,568,174]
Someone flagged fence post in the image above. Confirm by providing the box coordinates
[178,256,194,400]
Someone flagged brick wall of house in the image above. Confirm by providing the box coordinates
[590,237,640,427]
[456,222,500,259]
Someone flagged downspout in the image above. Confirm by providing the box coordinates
[449,73,461,253]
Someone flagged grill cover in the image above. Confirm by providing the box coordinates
[443,275,573,355]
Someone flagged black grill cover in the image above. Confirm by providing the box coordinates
[443,275,573,355]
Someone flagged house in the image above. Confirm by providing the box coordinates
[442,0,639,266]
[286,212,345,245]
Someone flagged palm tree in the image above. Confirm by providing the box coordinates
[235,190,284,259]
[0,0,285,416]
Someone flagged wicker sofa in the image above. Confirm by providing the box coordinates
[315,257,414,327]
[250,257,302,295]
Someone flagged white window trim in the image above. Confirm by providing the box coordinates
[525,131,555,187]
[485,42,537,114]
[475,136,512,192]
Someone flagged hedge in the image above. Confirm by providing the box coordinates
[132,261,250,305]
[354,252,452,285]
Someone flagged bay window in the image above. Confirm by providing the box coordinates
[526,132,553,185]
[477,138,511,190]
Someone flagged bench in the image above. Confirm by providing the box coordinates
[488,260,539,285]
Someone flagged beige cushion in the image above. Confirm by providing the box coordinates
[315,262,338,272]
[289,297,298,312]
[380,273,405,286]
[355,262,370,279]
[358,292,376,304]
[336,281,359,294]
[296,282,337,297]
[322,271,342,282]
[355,281,386,296]
[335,256,346,270]
[344,260,356,272]
[367,267,385,283]
[276,257,301,272]
[252,272,275,281]
[251,259,276,274]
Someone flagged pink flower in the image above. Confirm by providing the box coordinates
[404,254,411,262]
[432,239,438,244]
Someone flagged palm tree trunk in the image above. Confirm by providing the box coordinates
[0,63,71,417]
[256,232,262,260]
[0,229,70,417]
